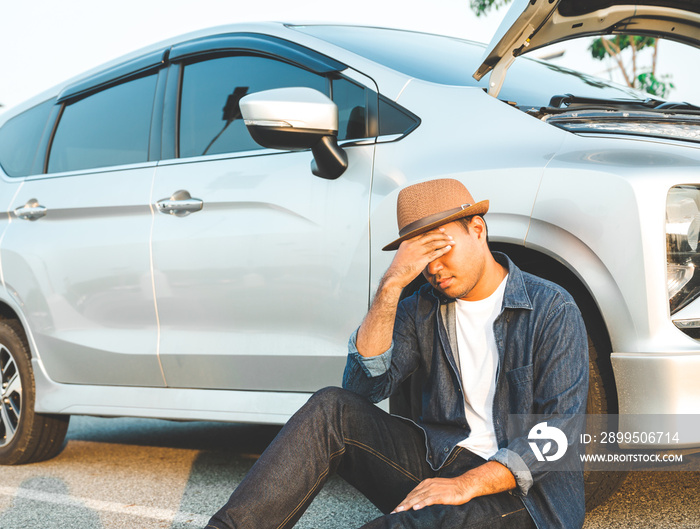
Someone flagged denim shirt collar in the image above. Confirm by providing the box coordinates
[495,252,533,311]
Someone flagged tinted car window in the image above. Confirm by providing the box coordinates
[0,99,54,177]
[331,77,369,140]
[48,74,157,173]
[179,56,328,158]
[378,96,419,136]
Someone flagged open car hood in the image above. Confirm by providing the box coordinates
[474,0,700,96]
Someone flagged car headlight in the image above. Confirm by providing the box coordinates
[667,185,700,314]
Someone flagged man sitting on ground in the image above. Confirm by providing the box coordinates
[206,178,589,529]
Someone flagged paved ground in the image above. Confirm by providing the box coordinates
[0,416,698,528]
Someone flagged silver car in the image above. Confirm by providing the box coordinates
[0,0,698,510]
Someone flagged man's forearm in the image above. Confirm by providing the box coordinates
[456,461,517,499]
[355,276,404,358]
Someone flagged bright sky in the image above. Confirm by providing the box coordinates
[0,0,698,112]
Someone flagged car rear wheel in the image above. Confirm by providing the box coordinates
[0,319,69,465]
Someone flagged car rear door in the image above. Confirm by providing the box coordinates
[151,36,376,391]
[2,62,167,387]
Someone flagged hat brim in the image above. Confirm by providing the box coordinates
[382,200,489,251]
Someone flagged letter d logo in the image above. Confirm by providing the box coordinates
[528,422,568,462]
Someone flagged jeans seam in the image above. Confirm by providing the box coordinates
[344,437,422,484]
[443,446,463,467]
[275,445,346,529]
[462,506,529,529]
[499,507,526,518]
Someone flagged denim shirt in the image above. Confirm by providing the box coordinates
[342,253,588,529]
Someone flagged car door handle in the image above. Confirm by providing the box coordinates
[156,190,203,217]
[14,199,47,221]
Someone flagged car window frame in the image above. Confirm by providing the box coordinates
[0,98,57,179]
[174,53,332,159]
[45,70,165,176]
[160,33,385,163]
[26,49,168,178]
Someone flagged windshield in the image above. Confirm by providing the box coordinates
[293,25,644,107]
[294,25,487,86]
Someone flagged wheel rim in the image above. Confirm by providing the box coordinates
[0,343,22,447]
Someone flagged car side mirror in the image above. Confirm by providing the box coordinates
[240,87,348,180]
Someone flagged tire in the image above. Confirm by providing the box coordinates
[0,319,69,465]
[583,331,628,511]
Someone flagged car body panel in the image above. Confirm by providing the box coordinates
[537,136,700,319]
[30,357,319,421]
[151,146,373,391]
[1,166,163,386]
[612,352,700,417]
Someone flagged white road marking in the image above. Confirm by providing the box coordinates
[0,485,210,526]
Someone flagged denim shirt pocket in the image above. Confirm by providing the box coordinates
[505,364,533,414]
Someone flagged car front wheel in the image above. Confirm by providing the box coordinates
[0,319,69,465]
[583,331,628,510]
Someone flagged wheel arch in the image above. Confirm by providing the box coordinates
[491,243,612,350]
[492,242,621,413]
[0,299,28,344]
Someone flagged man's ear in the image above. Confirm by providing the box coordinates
[470,216,486,239]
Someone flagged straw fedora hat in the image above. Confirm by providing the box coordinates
[382,179,489,251]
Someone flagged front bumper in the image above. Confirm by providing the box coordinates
[612,352,700,448]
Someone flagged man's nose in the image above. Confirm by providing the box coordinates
[426,259,443,276]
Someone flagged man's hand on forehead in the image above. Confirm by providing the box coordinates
[384,227,454,289]
[358,226,455,358]
[405,227,454,254]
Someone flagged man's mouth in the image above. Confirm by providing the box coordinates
[435,277,453,289]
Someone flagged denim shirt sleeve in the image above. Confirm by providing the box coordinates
[489,448,534,495]
[342,332,396,404]
[345,329,394,377]
[488,296,589,497]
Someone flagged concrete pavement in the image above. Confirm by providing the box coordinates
[0,416,698,528]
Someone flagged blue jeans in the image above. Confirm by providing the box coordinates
[205,387,535,529]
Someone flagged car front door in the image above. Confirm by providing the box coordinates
[151,41,376,391]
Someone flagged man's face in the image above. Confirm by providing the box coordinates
[421,219,487,301]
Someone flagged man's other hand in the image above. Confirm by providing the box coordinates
[391,476,471,513]
[391,461,516,513]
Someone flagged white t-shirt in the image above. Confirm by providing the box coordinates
[455,275,508,459]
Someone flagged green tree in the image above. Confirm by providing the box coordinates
[588,35,674,97]
[470,0,674,97]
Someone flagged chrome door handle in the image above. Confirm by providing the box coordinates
[14,199,47,221]
[156,190,203,217]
